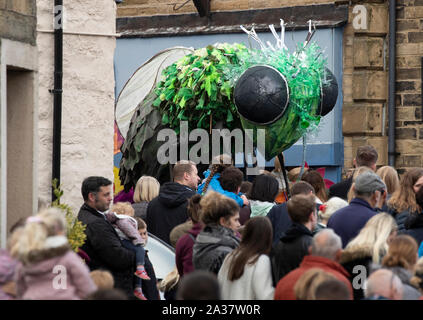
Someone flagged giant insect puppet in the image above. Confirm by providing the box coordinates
[116,21,339,192]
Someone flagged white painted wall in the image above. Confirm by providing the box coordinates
[37,0,117,212]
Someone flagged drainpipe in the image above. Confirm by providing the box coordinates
[51,0,63,202]
[388,0,396,167]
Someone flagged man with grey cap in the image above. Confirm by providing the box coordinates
[327,171,386,248]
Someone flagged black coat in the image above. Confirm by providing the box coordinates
[271,222,313,284]
[140,252,160,300]
[388,207,414,233]
[328,177,353,201]
[403,212,423,246]
[339,246,376,300]
[146,182,195,245]
[267,203,292,247]
[267,203,321,247]
[77,203,135,298]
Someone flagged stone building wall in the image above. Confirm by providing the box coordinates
[0,0,36,44]
[340,0,389,170]
[37,0,117,211]
[394,0,423,172]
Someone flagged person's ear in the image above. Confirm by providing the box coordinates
[219,216,227,227]
[371,191,379,205]
[353,158,357,168]
[309,211,316,223]
[88,192,96,203]
[183,171,189,181]
[308,245,312,255]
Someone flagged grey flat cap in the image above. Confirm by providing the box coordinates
[354,171,386,193]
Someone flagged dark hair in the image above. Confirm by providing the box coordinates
[248,174,279,202]
[291,181,315,196]
[240,181,253,195]
[356,145,378,167]
[202,155,232,195]
[314,279,351,300]
[301,170,328,202]
[176,271,221,300]
[81,176,112,201]
[220,166,244,193]
[200,191,239,225]
[187,194,202,224]
[287,194,316,224]
[86,289,128,300]
[416,186,423,209]
[227,217,273,281]
[173,160,196,182]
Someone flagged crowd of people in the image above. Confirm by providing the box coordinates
[2,145,423,300]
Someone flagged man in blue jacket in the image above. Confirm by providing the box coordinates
[327,171,386,248]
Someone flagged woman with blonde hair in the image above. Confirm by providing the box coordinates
[339,213,397,299]
[11,208,97,299]
[376,166,400,196]
[388,168,423,232]
[381,235,421,299]
[132,176,160,220]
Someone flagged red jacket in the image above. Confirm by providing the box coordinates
[274,255,353,300]
[175,222,203,276]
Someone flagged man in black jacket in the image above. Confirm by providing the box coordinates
[147,160,200,245]
[272,193,318,283]
[77,176,135,298]
[329,145,378,200]
[267,181,316,247]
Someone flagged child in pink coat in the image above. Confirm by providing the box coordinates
[11,208,97,300]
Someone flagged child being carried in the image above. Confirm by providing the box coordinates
[106,202,150,300]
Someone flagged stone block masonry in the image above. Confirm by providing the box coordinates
[394,0,423,173]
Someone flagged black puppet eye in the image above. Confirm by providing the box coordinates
[318,67,338,117]
[234,65,289,125]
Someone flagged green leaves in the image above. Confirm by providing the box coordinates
[152,43,247,132]
[52,179,87,253]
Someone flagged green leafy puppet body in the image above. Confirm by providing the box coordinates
[119,40,336,192]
